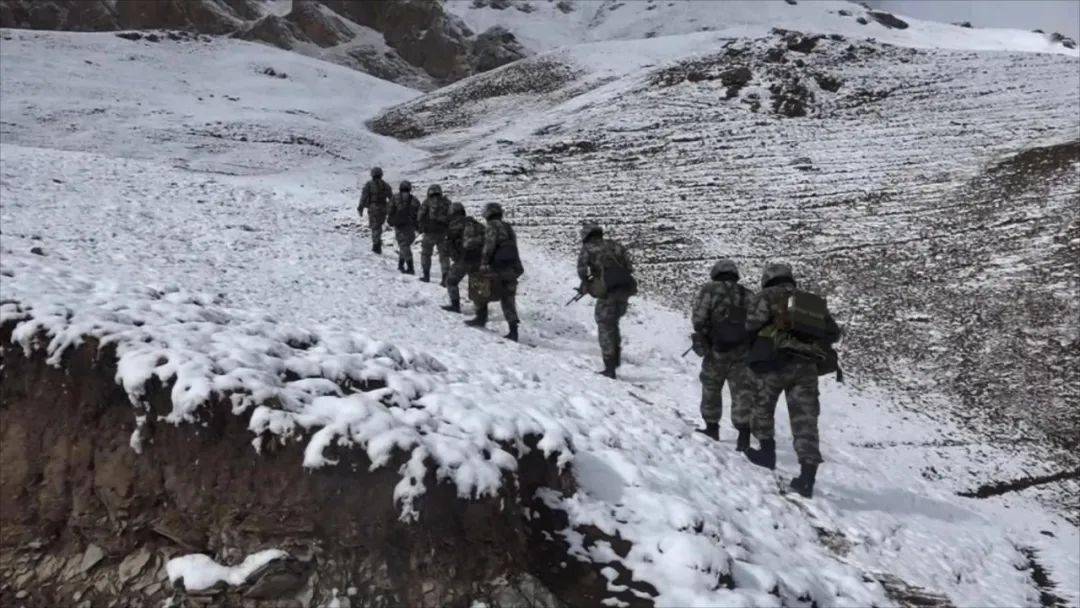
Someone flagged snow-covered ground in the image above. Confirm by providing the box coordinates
[2,27,1078,608]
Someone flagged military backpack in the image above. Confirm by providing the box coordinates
[708,286,750,351]
[588,241,637,298]
[423,196,451,232]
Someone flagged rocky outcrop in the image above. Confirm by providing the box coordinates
[472,25,527,73]
[0,0,119,31]
[0,321,654,607]
[0,0,259,34]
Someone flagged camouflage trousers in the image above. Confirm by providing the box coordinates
[394,229,416,265]
[367,207,386,247]
[751,359,823,465]
[699,347,755,428]
[595,294,629,367]
[476,277,519,324]
[420,231,450,279]
[445,260,472,307]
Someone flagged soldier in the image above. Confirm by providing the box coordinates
[441,202,485,313]
[417,184,452,284]
[466,202,523,341]
[744,263,841,499]
[690,259,755,448]
[577,223,636,379]
[386,180,420,274]
[357,166,392,254]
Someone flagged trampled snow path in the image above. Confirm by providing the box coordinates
[1,29,1077,608]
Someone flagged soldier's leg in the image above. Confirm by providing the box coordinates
[785,365,823,465]
[437,234,451,283]
[612,297,628,367]
[699,353,725,426]
[727,353,755,430]
[370,221,383,253]
[594,298,619,366]
[419,234,434,278]
[445,262,466,308]
[500,279,519,324]
[750,372,784,442]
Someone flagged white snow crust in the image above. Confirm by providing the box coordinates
[165,549,288,591]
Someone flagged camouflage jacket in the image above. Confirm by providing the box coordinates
[386,193,420,230]
[577,238,634,297]
[692,279,752,336]
[447,215,484,264]
[418,195,452,233]
[746,283,841,344]
[359,178,392,211]
[482,219,523,278]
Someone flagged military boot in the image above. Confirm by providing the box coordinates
[598,358,617,379]
[397,258,405,273]
[745,438,776,470]
[789,464,818,498]
[734,425,751,452]
[504,322,519,342]
[420,268,431,282]
[404,260,415,275]
[696,422,720,441]
[465,308,487,328]
[372,241,382,255]
[441,299,461,313]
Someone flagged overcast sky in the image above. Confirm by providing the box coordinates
[865,0,1080,39]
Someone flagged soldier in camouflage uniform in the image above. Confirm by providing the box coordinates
[441,202,485,313]
[577,223,636,379]
[386,180,420,274]
[466,203,523,341]
[357,167,393,254]
[690,259,755,448]
[744,263,841,498]
[417,184,452,284]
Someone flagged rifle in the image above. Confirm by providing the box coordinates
[565,289,586,306]
[681,345,694,357]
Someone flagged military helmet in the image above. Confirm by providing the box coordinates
[710,259,739,280]
[428,184,442,196]
[399,180,412,192]
[761,262,794,287]
[580,222,603,242]
[450,202,465,216]
[371,167,383,178]
[482,202,504,219]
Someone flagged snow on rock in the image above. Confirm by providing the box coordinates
[166,549,288,591]
[0,250,569,518]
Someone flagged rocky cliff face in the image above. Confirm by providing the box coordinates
[0,322,655,607]
[0,0,528,88]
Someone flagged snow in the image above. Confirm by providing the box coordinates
[165,549,287,590]
[445,0,1080,58]
[2,26,1078,608]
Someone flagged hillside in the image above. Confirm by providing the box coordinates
[1,9,1079,608]
[371,22,1080,467]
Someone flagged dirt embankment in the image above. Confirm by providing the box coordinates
[0,321,652,607]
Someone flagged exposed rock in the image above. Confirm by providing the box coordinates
[0,326,640,608]
[238,14,308,50]
[0,0,119,31]
[838,9,852,17]
[763,47,786,63]
[953,21,973,28]
[1050,32,1077,49]
[287,0,355,48]
[856,16,869,25]
[770,77,812,117]
[812,71,843,92]
[115,31,142,41]
[112,0,251,34]
[472,25,527,73]
[868,10,909,30]
[29,246,44,256]
[555,0,574,13]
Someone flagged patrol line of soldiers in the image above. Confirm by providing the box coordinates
[360,167,840,499]
[358,167,523,341]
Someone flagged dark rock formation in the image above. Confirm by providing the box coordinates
[868,10,909,30]
[0,322,653,607]
[472,25,527,73]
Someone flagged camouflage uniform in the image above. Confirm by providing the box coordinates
[386,190,420,270]
[358,177,392,252]
[746,266,840,465]
[691,271,756,428]
[444,207,484,309]
[577,236,635,371]
[478,217,522,325]
[418,193,452,282]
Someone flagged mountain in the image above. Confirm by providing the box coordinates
[1,2,1079,607]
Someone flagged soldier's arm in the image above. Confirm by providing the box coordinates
[691,286,711,334]
[619,242,634,274]
[481,224,497,266]
[745,293,771,333]
[577,246,591,282]
[358,183,369,212]
[823,313,842,344]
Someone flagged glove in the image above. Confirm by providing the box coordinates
[691,332,708,357]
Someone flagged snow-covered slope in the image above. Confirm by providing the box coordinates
[2,28,1079,607]
[0,29,422,176]
[446,0,1080,57]
[372,24,1080,475]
